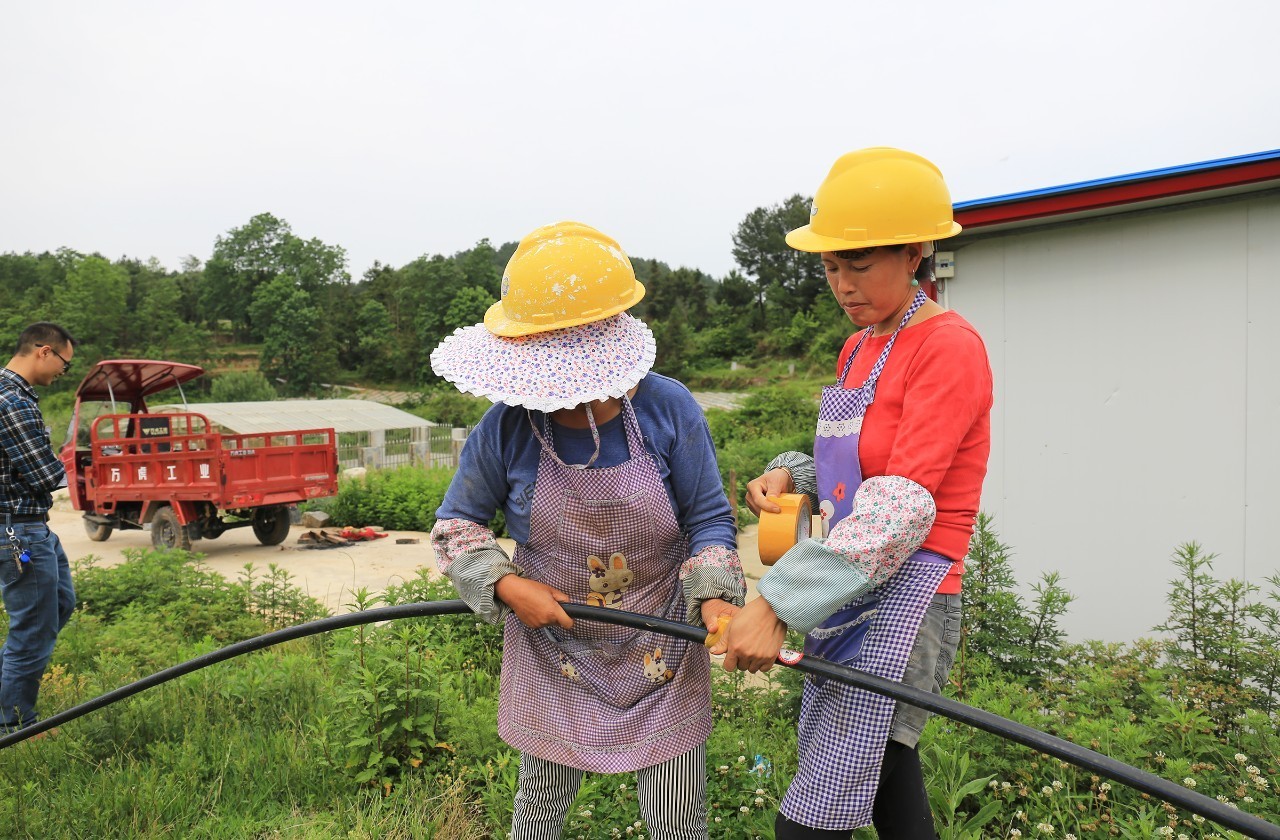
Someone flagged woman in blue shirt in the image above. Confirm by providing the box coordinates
[430,221,744,840]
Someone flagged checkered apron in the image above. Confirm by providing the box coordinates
[497,398,712,773]
[782,290,951,830]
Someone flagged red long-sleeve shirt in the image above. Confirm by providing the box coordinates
[836,310,993,594]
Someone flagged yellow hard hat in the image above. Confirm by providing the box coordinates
[484,221,646,337]
[785,147,962,253]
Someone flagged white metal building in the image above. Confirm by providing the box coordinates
[941,150,1280,642]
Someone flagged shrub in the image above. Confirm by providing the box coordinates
[323,466,456,531]
[209,369,278,402]
[403,387,491,427]
[958,513,1075,688]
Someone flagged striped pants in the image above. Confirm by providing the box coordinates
[510,744,708,840]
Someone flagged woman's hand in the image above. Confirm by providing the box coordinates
[495,574,573,629]
[745,468,796,516]
[699,598,740,655]
[721,597,787,673]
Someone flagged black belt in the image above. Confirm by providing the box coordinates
[1,513,48,524]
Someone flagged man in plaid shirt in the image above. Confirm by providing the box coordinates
[1,322,77,734]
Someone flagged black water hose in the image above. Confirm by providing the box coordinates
[1,601,1276,839]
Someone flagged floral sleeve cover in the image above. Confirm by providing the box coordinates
[756,475,936,633]
[430,517,520,625]
[679,545,746,628]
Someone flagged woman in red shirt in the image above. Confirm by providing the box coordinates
[723,148,993,840]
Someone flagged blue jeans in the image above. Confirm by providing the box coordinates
[0,521,75,730]
[889,593,962,747]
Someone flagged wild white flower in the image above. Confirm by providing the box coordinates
[740,806,750,813]
[1052,780,1063,790]
[1235,753,1248,763]
[1246,765,1260,775]
[989,780,999,789]
[1183,777,1196,788]
[1002,781,1012,790]
[754,797,764,806]
[1099,782,1112,792]
[755,788,765,796]
[1009,831,1022,838]
[738,755,747,763]
[1036,822,1054,834]
[1041,786,1053,795]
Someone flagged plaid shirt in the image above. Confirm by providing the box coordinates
[0,367,65,517]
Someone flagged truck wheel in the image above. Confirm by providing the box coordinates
[252,505,292,546]
[151,506,192,551]
[83,518,113,542]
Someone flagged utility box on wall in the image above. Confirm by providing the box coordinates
[935,251,955,278]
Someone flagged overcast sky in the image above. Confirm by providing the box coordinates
[3,0,1276,280]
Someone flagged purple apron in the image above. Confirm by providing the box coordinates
[780,291,951,830]
[497,398,712,773]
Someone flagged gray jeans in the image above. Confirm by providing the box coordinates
[888,593,962,747]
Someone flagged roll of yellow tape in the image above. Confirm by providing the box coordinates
[757,493,812,566]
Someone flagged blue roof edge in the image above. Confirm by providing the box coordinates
[954,148,1280,210]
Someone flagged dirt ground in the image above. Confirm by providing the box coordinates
[48,493,770,613]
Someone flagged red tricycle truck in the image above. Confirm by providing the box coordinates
[59,360,339,549]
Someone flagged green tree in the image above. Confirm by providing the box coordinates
[210,370,278,402]
[200,213,292,336]
[354,299,398,381]
[404,256,467,380]
[444,286,495,332]
[200,213,347,341]
[53,254,129,354]
[731,194,827,327]
[453,239,503,298]
[652,304,692,379]
[252,277,331,394]
[0,252,64,338]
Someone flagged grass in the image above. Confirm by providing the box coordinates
[4,531,1278,839]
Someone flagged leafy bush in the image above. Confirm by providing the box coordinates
[321,466,456,531]
[704,386,818,517]
[958,514,1075,686]
[403,387,491,427]
[1154,542,1280,732]
[208,369,278,402]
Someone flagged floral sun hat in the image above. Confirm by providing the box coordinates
[429,312,656,413]
[430,221,654,413]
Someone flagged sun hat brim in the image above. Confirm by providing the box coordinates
[429,312,657,413]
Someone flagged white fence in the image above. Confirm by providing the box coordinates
[337,425,473,470]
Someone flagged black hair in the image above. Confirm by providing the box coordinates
[831,244,934,283]
[14,322,76,356]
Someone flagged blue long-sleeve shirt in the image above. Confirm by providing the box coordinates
[436,373,736,555]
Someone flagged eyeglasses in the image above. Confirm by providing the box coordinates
[42,345,72,375]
